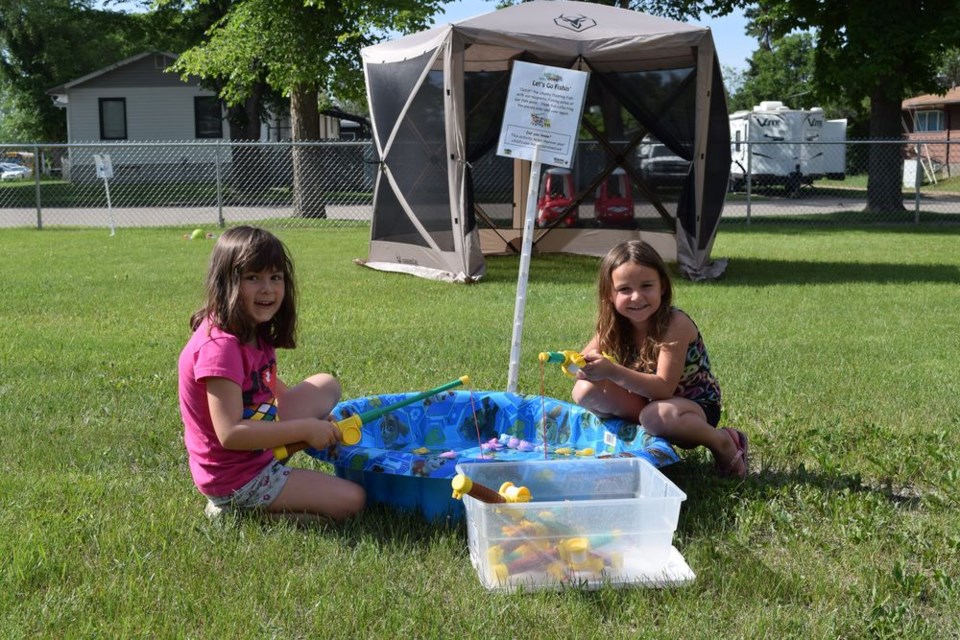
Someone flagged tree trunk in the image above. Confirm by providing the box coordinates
[291,82,326,218]
[226,83,265,200]
[227,88,263,142]
[865,82,906,214]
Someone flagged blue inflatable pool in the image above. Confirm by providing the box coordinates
[308,390,679,521]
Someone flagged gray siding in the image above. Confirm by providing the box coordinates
[62,52,224,143]
[79,54,194,89]
[68,86,224,142]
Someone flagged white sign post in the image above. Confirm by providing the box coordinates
[93,153,115,236]
[497,61,589,392]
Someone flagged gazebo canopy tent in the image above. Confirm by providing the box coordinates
[360,0,730,282]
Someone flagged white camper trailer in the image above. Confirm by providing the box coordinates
[729,101,846,193]
[822,118,848,180]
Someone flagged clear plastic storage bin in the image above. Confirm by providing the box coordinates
[456,457,691,591]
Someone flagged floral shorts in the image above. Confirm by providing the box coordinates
[206,460,291,510]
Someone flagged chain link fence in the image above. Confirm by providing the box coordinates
[1,139,958,232]
[0,141,377,231]
[724,139,960,225]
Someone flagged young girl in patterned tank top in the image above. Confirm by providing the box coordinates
[572,240,748,478]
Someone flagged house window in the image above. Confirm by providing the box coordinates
[99,98,127,140]
[915,110,945,132]
[154,54,174,70]
[194,97,223,139]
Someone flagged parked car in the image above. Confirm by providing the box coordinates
[638,141,689,187]
[0,162,31,180]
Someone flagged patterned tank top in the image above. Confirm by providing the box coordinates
[675,332,721,407]
[636,308,721,408]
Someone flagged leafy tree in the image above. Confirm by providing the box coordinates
[167,0,443,215]
[0,0,122,141]
[939,48,960,87]
[136,0,271,142]
[721,65,746,100]
[169,0,444,136]
[712,0,960,212]
[809,0,959,210]
[730,31,870,133]
[0,79,47,142]
[742,4,775,52]
[729,32,817,113]
[0,0,198,141]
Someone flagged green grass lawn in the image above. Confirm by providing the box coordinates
[816,172,960,193]
[2,225,959,638]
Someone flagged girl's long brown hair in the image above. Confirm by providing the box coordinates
[190,226,297,348]
[595,240,673,372]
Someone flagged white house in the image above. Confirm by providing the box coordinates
[46,51,234,182]
[47,51,228,143]
[47,51,356,183]
[48,51,352,144]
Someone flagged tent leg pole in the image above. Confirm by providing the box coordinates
[506,158,542,393]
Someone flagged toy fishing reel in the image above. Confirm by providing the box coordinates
[538,350,587,378]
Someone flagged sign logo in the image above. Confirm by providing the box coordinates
[530,113,551,128]
[554,13,596,32]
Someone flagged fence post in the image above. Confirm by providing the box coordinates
[33,143,43,229]
[914,143,921,224]
[215,140,224,227]
[745,140,753,224]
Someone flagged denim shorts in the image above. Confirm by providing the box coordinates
[206,460,291,510]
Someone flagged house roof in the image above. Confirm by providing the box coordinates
[46,51,179,96]
[902,86,960,109]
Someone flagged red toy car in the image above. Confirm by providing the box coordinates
[536,168,578,228]
[594,167,634,226]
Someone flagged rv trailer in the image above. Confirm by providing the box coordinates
[729,101,846,193]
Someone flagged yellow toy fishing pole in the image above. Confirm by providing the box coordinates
[274,375,471,459]
[538,350,586,378]
[538,351,616,378]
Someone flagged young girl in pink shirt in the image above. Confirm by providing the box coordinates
[178,226,365,519]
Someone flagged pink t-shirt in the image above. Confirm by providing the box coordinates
[178,318,278,497]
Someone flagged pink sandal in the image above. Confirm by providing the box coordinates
[717,428,749,478]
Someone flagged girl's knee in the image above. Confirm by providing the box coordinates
[571,380,599,408]
[305,373,341,399]
[326,480,365,521]
[342,482,366,517]
[639,403,667,435]
[279,374,341,420]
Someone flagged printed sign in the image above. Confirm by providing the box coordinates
[496,61,589,168]
[93,153,113,180]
